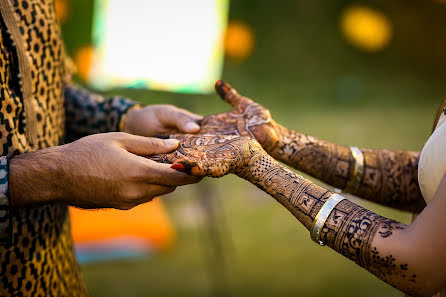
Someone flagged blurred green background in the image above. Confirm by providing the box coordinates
[61,0,446,296]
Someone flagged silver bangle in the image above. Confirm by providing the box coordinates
[344,146,364,193]
[310,194,346,246]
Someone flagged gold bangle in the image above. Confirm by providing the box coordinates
[344,146,364,193]
[310,194,346,246]
[119,104,141,132]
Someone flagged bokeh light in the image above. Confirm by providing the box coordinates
[224,20,255,62]
[340,5,392,52]
[74,45,93,81]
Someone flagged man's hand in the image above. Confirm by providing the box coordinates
[200,81,282,152]
[9,133,200,210]
[123,104,203,136]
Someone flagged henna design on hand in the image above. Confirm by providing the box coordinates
[150,134,264,178]
[200,80,282,152]
[200,81,425,212]
[151,134,423,295]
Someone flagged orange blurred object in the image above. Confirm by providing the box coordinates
[224,20,255,62]
[73,45,93,81]
[55,0,70,24]
[70,198,175,251]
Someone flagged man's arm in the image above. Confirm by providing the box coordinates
[9,133,199,209]
[64,83,138,142]
[64,83,203,141]
[0,133,199,245]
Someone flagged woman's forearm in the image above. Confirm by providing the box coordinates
[267,124,425,212]
[153,134,440,296]
[204,81,425,211]
[239,153,431,296]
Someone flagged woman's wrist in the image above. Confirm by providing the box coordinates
[268,124,357,190]
[239,151,419,294]
[239,149,331,230]
[263,122,290,159]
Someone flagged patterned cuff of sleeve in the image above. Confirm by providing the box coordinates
[110,97,140,132]
[0,156,11,246]
[119,104,141,132]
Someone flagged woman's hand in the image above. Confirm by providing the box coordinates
[150,134,264,178]
[200,81,282,151]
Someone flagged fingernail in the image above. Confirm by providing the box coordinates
[215,80,233,99]
[165,139,179,147]
[171,163,185,171]
[185,122,200,132]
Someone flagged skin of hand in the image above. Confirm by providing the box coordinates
[151,134,446,296]
[9,132,200,210]
[124,104,203,136]
[199,80,281,152]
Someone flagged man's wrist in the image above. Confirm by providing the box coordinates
[9,146,68,210]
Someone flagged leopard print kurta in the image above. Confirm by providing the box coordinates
[0,0,137,295]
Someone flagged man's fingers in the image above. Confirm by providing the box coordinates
[159,106,203,133]
[126,185,176,209]
[121,134,179,156]
[215,80,252,110]
[174,112,201,133]
[148,161,202,186]
[145,184,176,199]
[134,158,202,186]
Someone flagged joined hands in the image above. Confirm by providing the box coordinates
[150,134,264,179]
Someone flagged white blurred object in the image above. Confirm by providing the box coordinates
[418,112,446,203]
[89,0,229,93]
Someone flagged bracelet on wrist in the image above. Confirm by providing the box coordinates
[343,146,364,194]
[310,193,346,246]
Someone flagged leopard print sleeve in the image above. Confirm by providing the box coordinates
[63,83,138,142]
[0,156,10,246]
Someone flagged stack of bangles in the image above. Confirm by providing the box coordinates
[310,146,364,246]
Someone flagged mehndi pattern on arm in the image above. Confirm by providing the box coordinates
[199,81,425,212]
[150,134,423,296]
[271,124,425,212]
